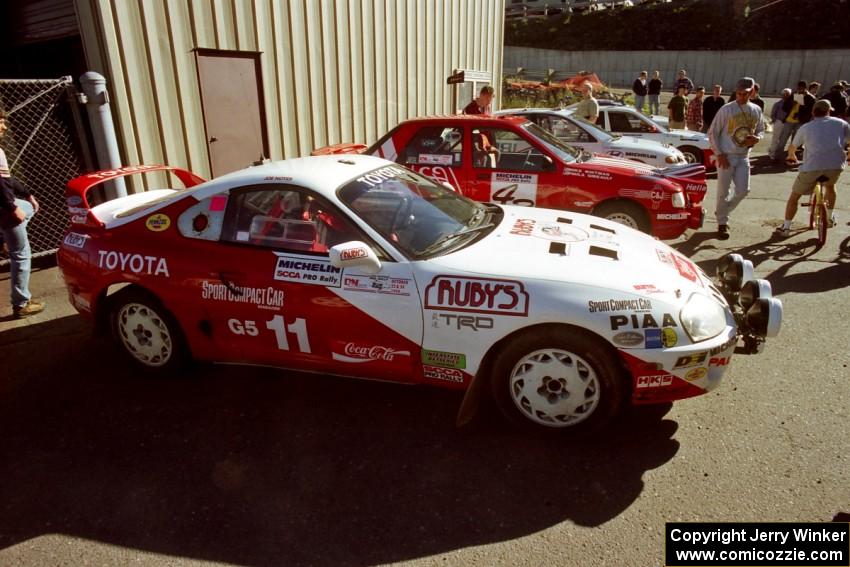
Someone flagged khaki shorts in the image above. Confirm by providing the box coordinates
[791,169,843,195]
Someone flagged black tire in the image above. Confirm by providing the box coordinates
[816,202,828,248]
[489,326,629,434]
[677,145,703,165]
[593,200,651,234]
[109,288,189,372]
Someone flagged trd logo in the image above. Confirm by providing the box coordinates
[433,313,494,331]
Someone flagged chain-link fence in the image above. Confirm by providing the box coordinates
[1,77,89,263]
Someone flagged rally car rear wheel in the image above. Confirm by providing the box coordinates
[593,201,651,234]
[110,289,188,371]
[490,327,628,434]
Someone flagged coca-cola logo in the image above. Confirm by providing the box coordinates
[424,276,529,316]
[332,343,411,363]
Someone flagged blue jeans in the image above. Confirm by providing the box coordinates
[715,155,751,226]
[1,198,34,308]
[648,94,660,115]
[634,95,646,113]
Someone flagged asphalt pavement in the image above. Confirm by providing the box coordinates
[1,138,848,567]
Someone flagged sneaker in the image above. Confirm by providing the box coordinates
[828,215,837,228]
[773,226,791,238]
[717,224,730,240]
[13,300,45,319]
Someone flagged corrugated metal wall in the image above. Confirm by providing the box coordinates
[74,0,505,183]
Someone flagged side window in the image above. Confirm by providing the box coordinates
[548,117,594,143]
[402,126,463,167]
[482,128,549,172]
[221,185,361,254]
[608,111,639,133]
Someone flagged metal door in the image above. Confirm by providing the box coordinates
[196,50,269,178]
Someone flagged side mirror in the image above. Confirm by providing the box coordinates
[329,241,381,273]
[441,181,457,193]
[542,155,556,171]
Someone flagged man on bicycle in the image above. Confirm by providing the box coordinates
[775,99,850,237]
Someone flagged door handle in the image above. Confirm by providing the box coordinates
[476,173,489,180]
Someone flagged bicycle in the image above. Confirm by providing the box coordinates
[804,174,831,248]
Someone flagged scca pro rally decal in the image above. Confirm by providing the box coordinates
[97,250,170,277]
[423,365,464,383]
[274,253,342,287]
[490,173,537,207]
[331,343,411,363]
[424,276,529,316]
[201,281,284,310]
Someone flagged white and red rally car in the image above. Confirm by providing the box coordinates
[58,156,781,433]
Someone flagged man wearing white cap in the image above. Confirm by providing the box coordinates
[707,76,764,239]
[774,99,850,237]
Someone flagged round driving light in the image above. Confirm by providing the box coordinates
[717,253,746,291]
[746,297,783,338]
[740,279,772,311]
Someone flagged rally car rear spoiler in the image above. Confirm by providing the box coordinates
[659,162,707,205]
[311,143,368,156]
[65,165,206,228]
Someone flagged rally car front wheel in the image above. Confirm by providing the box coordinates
[110,288,189,372]
[490,326,628,434]
[593,201,651,234]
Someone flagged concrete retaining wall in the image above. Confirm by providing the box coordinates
[504,47,850,95]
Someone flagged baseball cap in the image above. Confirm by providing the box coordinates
[735,77,755,92]
[813,99,833,113]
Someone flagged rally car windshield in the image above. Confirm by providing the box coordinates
[566,116,614,143]
[338,165,499,259]
[522,123,581,163]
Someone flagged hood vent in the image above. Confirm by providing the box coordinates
[549,242,567,255]
[589,223,616,234]
[589,245,618,260]
[556,217,573,224]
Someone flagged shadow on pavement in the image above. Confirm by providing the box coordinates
[674,232,850,296]
[0,315,679,567]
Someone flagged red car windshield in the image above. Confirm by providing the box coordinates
[338,165,498,259]
[522,122,582,163]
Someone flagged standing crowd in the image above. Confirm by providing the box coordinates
[631,70,850,240]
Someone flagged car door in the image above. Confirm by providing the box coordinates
[469,125,565,209]
[395,124,469,194]
[196,183,423,381]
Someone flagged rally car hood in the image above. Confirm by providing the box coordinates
[608,136,680,158]
[580,154,655,175]
[429,205,713,299]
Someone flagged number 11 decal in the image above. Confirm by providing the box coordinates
[266,316,312,353]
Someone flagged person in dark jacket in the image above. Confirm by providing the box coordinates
[632,70,648,113]
[795,80,816,124]
[702,85,725,133]
[647,70,663,115]
[0,110,44,319]
[822,83,848,119]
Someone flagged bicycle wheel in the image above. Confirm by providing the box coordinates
[816,202,828,248]
[808,195,815,229]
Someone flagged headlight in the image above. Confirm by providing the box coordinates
[665,155,678,164]
[716,253,754,292]
[680,293,727,342]
[671,191,686,209]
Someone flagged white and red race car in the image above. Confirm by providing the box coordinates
[58,157,781,433]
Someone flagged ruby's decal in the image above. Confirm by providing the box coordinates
[510,218,535,236]
[332,343,411,363]
[340,247,368,261]
[423,365,464,383]
[424,276,529,316]
[97,250,170,277]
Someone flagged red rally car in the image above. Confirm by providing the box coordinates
[314,115,707,239]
